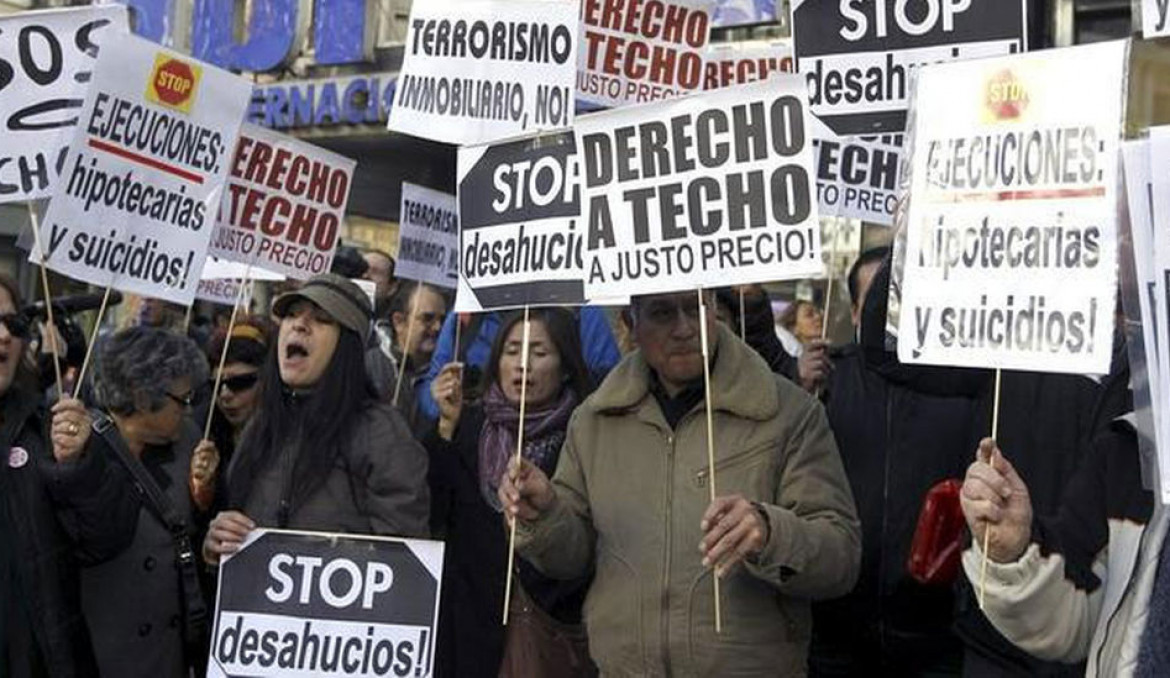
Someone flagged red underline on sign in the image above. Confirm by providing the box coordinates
[929,186,1106,203]
[87,138,204,185]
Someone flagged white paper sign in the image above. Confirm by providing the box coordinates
[578,0,714,108]
[703,39,793,90]
[814,132,902,225]
[397,183,458,289]
[388,0,577,145]
[577,78,822,300]
[896,41,1127,375]
[1142,0,1170,38]
[0,6,129,203]
[32,34,252,305]
[209,123,356,280]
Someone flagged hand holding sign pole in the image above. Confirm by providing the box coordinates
[978,367,1003,609]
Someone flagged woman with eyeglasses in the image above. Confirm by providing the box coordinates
[203,317,271,474]
[203,274,430,566]
[44,326,214,678]
[0,275,100,678]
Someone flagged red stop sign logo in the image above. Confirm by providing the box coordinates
[154,60,195,107]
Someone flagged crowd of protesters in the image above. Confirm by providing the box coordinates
[2,243,1168,678]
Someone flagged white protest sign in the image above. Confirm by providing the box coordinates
[456,130,586,312]
[578,0,714,108]
[0,6,129,203]
[209,123,355,280]
[792,0,1027,136]
[814,133,902,225]
[397,183,458,289]
[208,529,444,678]
[577,77,822,299]
[196,277,254,307]
[33,34,252,306]
[703,39,792,90]
[199,257,286,282]
[896,41,1127,375]
[1142,0,1170,38]
[388,0,577,145]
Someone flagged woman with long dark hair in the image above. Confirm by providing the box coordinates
[203,274,429,564]
[427,307,595,678]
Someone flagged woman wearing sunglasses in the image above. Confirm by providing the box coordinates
[204,317,271,475]
[45,326,215,678]
[0,274,100,678]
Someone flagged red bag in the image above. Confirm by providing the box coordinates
[907,479,965,586]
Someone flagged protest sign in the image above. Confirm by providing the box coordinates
[1143,0,1170,38]
[896,41,1127,375]
[208,529,444,678]
[703,39,792,90]
[456,131,585,312]
[196,277,253,306]
[32,34,251,305]
[578,0,714,108]
[0,6,128,203]
[388,0,577,146]
[209,123,355,279]
[197,256,284,306]
[791,0,1027,136]
[576,77,822,299]
[397,183,458,289]
[814,133,902,225]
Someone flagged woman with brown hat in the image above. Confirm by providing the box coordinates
[203,273,430,564]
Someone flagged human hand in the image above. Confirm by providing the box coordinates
[50,398,91,462]
[700,494,769,578]
[431,362,463,440]
[189,440,220,511]
[960,438,1033,563]
[497,457,555,524]
[798,339,832,393]
[202,511,254,565]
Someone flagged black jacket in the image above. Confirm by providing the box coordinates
[424,404,590,678]
[1,390,97,678]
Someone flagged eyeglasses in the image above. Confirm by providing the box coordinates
[166,390,195,408]
[0,313,30,339]
[217,372,259,393]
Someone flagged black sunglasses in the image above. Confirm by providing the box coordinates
[166,390,195,408]
[0,313,30,339]
[216,372,259,393]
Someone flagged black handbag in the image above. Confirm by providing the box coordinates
[91,413,209,661]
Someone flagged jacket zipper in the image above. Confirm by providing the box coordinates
[661,428,675,676]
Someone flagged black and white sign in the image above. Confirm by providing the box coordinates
[388,0,577,145]
[577,78,822,299]
[791,0,1027,136]
[397,183,458,289]
[0,6,128,203]
[456,131,585,311]
[208,529,444,678]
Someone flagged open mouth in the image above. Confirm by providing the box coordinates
[285,343,309,359]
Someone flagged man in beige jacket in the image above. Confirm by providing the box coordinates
[500,291,861,676]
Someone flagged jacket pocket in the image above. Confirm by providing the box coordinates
[584,546,645,675]
[693,440,774,494]
[685,568,809,676]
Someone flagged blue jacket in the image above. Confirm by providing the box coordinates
[416,307,621,420]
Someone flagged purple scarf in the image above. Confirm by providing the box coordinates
[479,382,578,511]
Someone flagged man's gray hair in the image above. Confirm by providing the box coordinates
[94,326,209,414]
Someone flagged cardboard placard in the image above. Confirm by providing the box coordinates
[397,183,458,289]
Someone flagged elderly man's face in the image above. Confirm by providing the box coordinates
[633,292,718,395]
[363,252,393,300]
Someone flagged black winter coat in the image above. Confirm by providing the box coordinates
[43,417,204,678]
[0,391,97,678]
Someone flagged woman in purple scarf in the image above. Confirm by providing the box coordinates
[425,308,596,678]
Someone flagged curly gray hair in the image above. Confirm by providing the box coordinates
[94,326,208,414]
